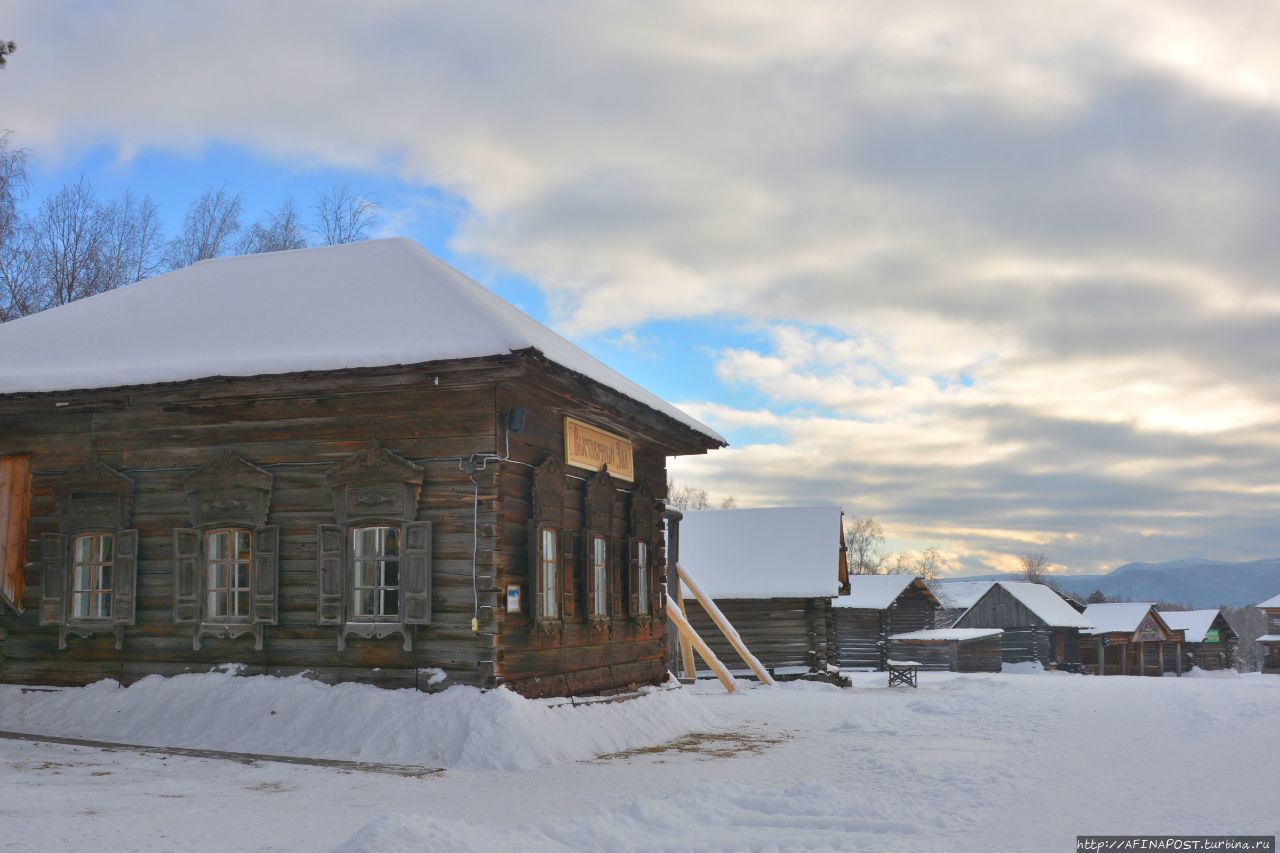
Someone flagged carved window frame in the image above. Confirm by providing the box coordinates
[583,467,617,634]
[530,456,569,634]
[41,459,137,650]
[628,481,663,628]
[320,441,429,652]
[175,453,277,651]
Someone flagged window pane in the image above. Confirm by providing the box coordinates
[355,560,377,587]
[354,527,379,558]
[235,531,252,560]
[234,562,250,590]
[97,593,111,619]
[637,542,647,568]
[74,564,92,591]
[208,590,225,617]
[382,527,399,557]
[235,591,250,617]
[638,566,649,613]
[73,593,88,619]
[382,560,399,589]
[99,565,112,592]
[210,562,227,589]
[97,534,114,563]
[354,589,375,617]
[208,532,228,561]
[74,535,93,563]
[382,589,399,616]
[593,536,606,567]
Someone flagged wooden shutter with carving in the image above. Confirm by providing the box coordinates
[39,533,67,626]
[253,525,279,625]
[173,528,200,624]
[317,524,343,625]
[560,528,577,621]
[400,520,432,625]
[111,529,138,626]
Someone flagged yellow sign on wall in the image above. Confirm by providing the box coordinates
[564,417,635,481]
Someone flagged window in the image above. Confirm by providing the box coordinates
[352,525,400,619]
[71,532,114,620]
[540,526,558,619]
[206,529,252,621]
[635,540,649,615]
[591,533,608,617]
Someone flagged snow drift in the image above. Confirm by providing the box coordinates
[0,672,716,771]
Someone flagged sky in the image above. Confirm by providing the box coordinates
[4,1,1280,577]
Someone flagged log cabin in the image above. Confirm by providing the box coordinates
[1255,593,1280,673]
[928,579,993,628]
[832,575,940,670]
[886,628,1003,673]
[950,581,1092,670]
[677,505,844,681]
[1157,609,1238,672]
[1079,603,1185,676]
[0,238,725,698]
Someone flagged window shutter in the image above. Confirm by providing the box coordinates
[611,539,624,618]
[628,537,640,617]
[559,529,576,621]
[39,532,67,626]
[317,524,343,626]
[173,528,200,624]
[400,520,432,625]
[112,529,138,626]
[253,525,279,625]
[0,455,31,613]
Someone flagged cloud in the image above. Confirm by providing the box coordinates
[8,0,1280,571]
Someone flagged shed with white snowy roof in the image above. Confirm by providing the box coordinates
[676,506,845,680]
[832,575,940,670]
[952,581,1093,670]
[0,238,725,698]
[1080,603,1185,677]
[1253,593,1280,673]
[886,627,1003,673]
[1157,609,1237,672]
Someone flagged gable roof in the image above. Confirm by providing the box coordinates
[930,580,994,611]
[1158,610,1229,644]
[0,238,724,445]
[678,506,842,600]
[834,575,940,610]
[1257,593,1280,609]
[958,581,1093,629]
[1080,602,1163,635]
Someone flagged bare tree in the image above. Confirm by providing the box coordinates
[665,478,736,512]
[0,220,40,320]
[1019,550,1051,583]
[100,191,165,285]
[314,184,378,245]
[240,198,308,255]
[845,515,886,575]
[886,547,948,580]
[32,177,113,307]
[0,130,28,248]
[0,40,15,69]
[166,184,243,269]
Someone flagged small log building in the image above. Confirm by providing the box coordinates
[1158,609,1238,672]
[951,581,1092,670]
[1080,603,1185,676]
[833,575,940,670]
[1255,593,1280,674]
[928,580,993,629]
[678,505,844,680]
[886,628,1003,673]
[0,239,725,698]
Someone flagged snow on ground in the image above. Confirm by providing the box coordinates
[1,671,1278,851]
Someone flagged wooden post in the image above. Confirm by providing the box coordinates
[1157,640,1164,677]
[677,565,776,686]
[663,509,695,681]
[1120,640,1128,675]
[1176,641,1182,676]
[1097,638,1105,675]
[674,594,696,681]
[665,594,734,693]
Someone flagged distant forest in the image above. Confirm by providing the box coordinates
[0,130,379,322]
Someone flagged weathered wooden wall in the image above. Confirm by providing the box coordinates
[953,587,1082,668]
[682,597,831,676]
[833,585,936,671]
[886,637,1002,672]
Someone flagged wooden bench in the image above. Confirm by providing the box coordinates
[886,659,922,688]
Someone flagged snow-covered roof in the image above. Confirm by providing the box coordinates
[0,239,724,444]
[678,506,842,600]
[889,628,1003,642]
[834,575,939,610]
[990,582,1094,629]
[930,580,994,610]
[1257,593,1280,609]
[1080,603,1157,635]
[1158,610,1222,644]
[1256,635,1280,643]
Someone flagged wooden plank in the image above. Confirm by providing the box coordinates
[665,594,733,693]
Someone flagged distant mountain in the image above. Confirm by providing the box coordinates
[947,558,1280,609]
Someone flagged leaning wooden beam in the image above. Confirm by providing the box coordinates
[665,593,735,693]
[674,595,697,680]
[676,564,777,687]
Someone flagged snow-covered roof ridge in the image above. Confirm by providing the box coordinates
[835,574,939,610]
[1257,593,1280,609]
[930,579,994,610]
[1080,602,1159,635]
[889,628,1003,642]
[1157,609,1221,644]
[0,238,724,444]
[678,506,843,600]
[964,581,1094,629]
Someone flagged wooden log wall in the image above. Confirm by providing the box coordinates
[0,365,521,690]
[833,609,883,670]
[885,587,935,635]
[682,597,827,675]
[886,637,1002,672]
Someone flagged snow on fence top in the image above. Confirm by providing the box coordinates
[0,238,724,444]
[888,628,1003,642]
[1157,610,1221,644]
[930,579,994,610]
[834,574,938,610]
[678,506,842,600]
[1257,593,1280,609]
[1080,602,1157,634]
[991,581,1094,629]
